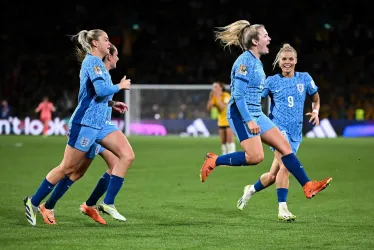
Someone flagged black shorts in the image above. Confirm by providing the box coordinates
[218,126,230,129]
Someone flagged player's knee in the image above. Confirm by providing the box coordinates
[268,173,276,183]
[245,151,264,165]
[118,148,135,165]
[126,151,135,164]
[60,162,78,176]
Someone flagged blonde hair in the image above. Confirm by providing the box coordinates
[272,43,297,69]
[214,20,265,51]
[70,29,106,62]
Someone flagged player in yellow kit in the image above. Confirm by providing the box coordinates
[207,81,236,154]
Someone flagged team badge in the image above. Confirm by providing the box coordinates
[238,64,248,76]
[296,83,304,93]
[80,137,90,147]
[94,66,102,75]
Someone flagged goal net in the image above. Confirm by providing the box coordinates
[122,84,270,137]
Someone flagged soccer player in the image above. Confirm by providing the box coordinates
[200,20,331,201]
[237,44,321,221]
[23,29,132,226]
[207,81,236,154]
[35,96,56,137]
[37,44,133,225]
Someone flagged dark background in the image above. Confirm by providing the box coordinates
[1,0,373,120]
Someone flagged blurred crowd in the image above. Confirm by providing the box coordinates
[1,1,373,120]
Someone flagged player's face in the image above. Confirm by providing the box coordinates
[279,51,297,74]
[97,32,111,56]
[257,28,271,55]
[110,49,119,69]
[212,83,222,94]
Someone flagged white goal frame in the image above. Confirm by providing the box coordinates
[123,84,271,136]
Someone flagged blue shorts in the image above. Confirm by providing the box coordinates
[67,121,118,153]
[67,123,100,152]
[270,130,301,154]
[228,113,276,142]
[96,120,119,142]
[85,143,106,159]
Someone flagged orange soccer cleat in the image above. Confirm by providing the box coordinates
[200,153,218,182]
[303,177,332,199]
[39,203,56,225]
[80,203,106,225]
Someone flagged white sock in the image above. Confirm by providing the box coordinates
[226,142,236,153]
[248,185,256,194]
[221,144,227,155]
[278,202,288,211]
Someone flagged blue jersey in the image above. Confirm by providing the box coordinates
[106,73,114,121]
[227,50,266,121]
[70,54,119,129]
[262,72,318,141]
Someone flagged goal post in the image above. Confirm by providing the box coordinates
[123,84,271,137]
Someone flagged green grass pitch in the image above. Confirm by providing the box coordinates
[0,136,373,249]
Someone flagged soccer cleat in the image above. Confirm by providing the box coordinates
[303,177,332,199]
[23,196,38,226]
[200,152,218,182]
[278,211,296,222]
[39,203,56,225]
[98,202,126,222]
[237,185,254,211]
[80,202,106,225]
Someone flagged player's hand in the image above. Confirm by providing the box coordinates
[247,120,260,134]
[213,89,220,98]
[113,102,128,113]
[119,76,131,90]
[305,111,319,126]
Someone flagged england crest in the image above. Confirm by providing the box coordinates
[80,137,90,147]
[296,83,304,93]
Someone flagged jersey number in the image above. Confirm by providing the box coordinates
[287,96,294,107]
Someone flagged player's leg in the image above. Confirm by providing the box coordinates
[276,158,296,221]
[96,122,134,221]
[225,127,236,153]
[85,148,118,207]
[200,114,264,182]
[218,127,228,155]
[40,118,48,137]
[76,145,109,225]
[276,139,302,220]
[237,156,280,210]
[24,124,98,226]
[237,131,289,210]
[260,119,332,199]
[40,143,99,220]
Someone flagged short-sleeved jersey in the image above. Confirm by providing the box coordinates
[227,51,266,120]
[36,101,55,119]
[70,54,113,129]
[211,91,230,127]
[262,72,318,141]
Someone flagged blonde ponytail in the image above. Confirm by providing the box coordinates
[215,20,265,52]
[70,29,105,62]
